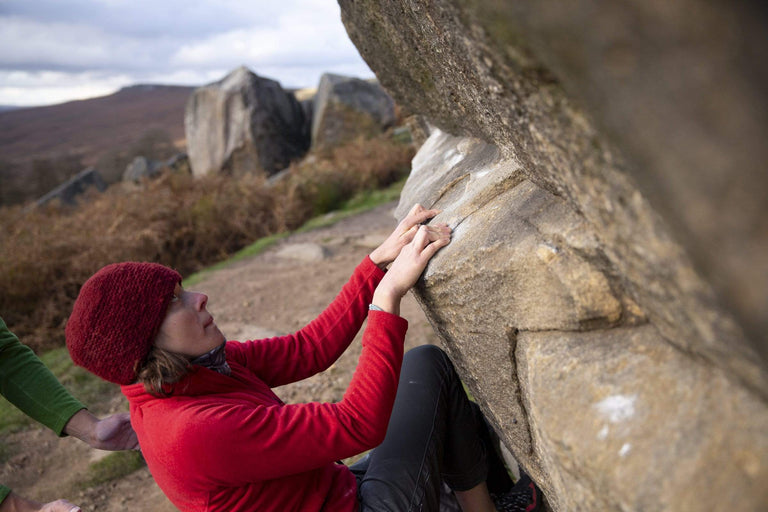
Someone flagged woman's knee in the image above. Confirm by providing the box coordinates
[404,344,448,366]
[402,344,456,380]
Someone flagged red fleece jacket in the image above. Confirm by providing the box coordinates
[121,257,408,511]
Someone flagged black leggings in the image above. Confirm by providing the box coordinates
[351,345,511,511]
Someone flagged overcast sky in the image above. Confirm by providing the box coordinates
[0,0,374,107]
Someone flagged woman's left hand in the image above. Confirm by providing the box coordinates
[369,204,450,269]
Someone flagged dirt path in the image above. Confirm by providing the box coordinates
[1,201,442,511]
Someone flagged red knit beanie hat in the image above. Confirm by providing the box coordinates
[66,262,181,385]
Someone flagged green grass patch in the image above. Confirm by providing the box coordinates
[296,177,406,233]
[79,451,146,488]
[462,381,475,402]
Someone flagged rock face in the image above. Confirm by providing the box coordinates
[395,130,768,511]
[35,167,106,207]
[339,1,768,511]
[185,67,309,177]
[311,73,396,150]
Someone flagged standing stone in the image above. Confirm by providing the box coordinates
[185,66,309,177]
[310,73,396,150]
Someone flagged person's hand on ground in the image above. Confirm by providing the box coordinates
[0,492,81,512]
[369,203,450,270]
[38,499,81,512]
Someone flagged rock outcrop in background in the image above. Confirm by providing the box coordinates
[122,153,190,183]
[184,66,309,177]
[24,67,398,206]
[184,67,398,178]
[310,73,396,151]
[34,167,106,208]
[338,1,768,510]
[122,156,162,183]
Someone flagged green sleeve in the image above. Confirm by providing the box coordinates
[0,485,10,506]
[0,316,85,436]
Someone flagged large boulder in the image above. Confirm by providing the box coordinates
[396,129,768,511]
[185,67,309,177]
[338,1,768,511]
[310,73,396,150]
[338,0,768,364]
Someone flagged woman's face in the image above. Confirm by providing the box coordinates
[154,283,225,357]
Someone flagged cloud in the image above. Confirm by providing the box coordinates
[0,0,273,38]
[0,16,173,72]
[171,4,369,86]
[0,70,134,105]
[0,0,372,106]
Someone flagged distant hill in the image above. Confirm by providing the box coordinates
[0,84,195,205]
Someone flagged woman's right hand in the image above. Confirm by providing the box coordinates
[372,224,451,315]
[369,203,448,270]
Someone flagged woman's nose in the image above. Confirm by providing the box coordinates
[192,292,208,310]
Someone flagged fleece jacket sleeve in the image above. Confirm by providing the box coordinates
[232,255,386,387]
[171,310,408,485]
[0,316,85,436]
